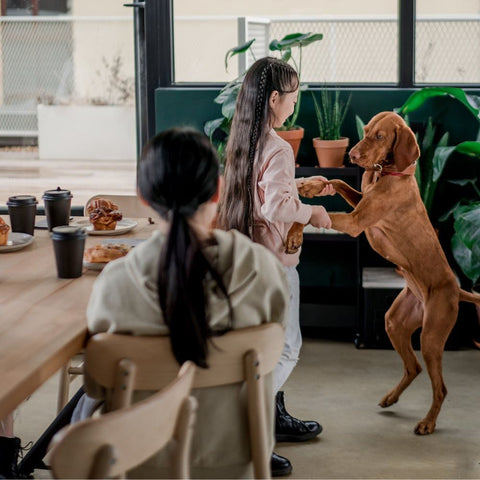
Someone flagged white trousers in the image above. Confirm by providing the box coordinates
[272,266,302,393]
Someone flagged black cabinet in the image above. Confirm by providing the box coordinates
[295,166,362,334]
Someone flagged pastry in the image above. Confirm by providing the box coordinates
[84,243,131,263]
[0,218,10,246]
[86,198,123,231]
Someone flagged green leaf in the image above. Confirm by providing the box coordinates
[269,32,322,51]
[454,202,480,250]
[431,146,456,182]
[355,115,365,141]
[451,233,480,285]
[456,141,480,157]
[281,48,292,63]
[220,87,239,120]
[397,87,480,122]
[224,39,255,71]
[204,117,224,139]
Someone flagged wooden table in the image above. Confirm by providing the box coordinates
[0,216,157,419]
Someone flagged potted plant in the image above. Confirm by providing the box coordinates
[311,89,351,167]
[449,194,480,340]
[204,33,323,165]
[268,32,323,160]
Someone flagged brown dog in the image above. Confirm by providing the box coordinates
[288,111,480,435]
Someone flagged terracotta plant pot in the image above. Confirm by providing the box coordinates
[276,127,304,164]
[312,137,349,168]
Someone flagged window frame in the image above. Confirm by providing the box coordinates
[150,0,480,90]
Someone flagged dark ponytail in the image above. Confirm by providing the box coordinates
[138,127,229,368]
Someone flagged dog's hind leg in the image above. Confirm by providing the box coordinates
[379,288,423,408]
[414,290,458,435]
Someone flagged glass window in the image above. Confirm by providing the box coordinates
[415,0,480,84]
[6,0,70,15]
[173,0,398,84]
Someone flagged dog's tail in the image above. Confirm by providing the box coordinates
[459,289,480,304]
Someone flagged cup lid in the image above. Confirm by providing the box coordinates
[7,195,37,206]
[43,187,72,200]
[51,226,86,238]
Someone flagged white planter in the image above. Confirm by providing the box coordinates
[37,104,136,161]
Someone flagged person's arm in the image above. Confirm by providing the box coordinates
[259,148,312,225]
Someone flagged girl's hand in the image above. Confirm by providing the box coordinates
[310,206,332,229]
[296,176,335,196]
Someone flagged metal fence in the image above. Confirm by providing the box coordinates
[2,14,480,137]
[175,14,480,85]
[0,16,135,137]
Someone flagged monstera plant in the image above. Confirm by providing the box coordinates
[395,87,480,224]
[204,32,323,163]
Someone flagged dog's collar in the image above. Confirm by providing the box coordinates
[366,162,417,176]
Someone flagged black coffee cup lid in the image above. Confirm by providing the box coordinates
[51,226,86,238]
[43,187,72,200]
[7,195,37,206]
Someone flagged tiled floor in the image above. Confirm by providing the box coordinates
[14,339,480,479]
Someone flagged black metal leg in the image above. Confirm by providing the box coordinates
[18,386,84,476]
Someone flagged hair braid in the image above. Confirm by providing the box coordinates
[244,62,271,235]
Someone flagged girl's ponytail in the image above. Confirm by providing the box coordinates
[139,128,229,368]
[158,209,210,367]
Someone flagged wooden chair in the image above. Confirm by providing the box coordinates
[49,361,197,479]
[84,323,284,479]
[83,193,157,219]
[57,194,158,413]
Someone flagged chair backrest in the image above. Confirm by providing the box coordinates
[49,361,197,479]
[84,323,284,479]
[83,194,157,219]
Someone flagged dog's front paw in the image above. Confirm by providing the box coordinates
[378,392,398,408]
[298,179,327,198]
[286,222,304,254]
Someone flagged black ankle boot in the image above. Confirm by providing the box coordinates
[271,452,292,477]
[0,436,21,479]
[275,391,323,442]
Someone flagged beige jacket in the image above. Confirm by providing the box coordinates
[86,228,289,479]
[253,129,312,267]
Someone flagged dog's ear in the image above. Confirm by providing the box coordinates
[393,125,420,172]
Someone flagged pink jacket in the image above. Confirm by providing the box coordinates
[252,129,312,267]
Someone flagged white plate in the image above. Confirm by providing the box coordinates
[81,218,138,236]
[0,232,34,253]
[83,261,108,271]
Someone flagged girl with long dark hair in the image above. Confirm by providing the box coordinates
[218,57,334,476]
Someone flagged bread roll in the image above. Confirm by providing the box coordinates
[84,243,131,263]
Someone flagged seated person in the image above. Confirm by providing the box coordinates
[75,127,289,479]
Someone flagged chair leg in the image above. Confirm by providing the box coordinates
[245,350,271,480]
[57,362,71,414]
[171,396,197,479]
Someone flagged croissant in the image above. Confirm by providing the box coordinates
[86,198,123,231]
[86,198,118,214]
[0,218,10,246]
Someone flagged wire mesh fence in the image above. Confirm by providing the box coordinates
[0,16,135,137]
[174,14,480,86]
[1,14,479,137]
